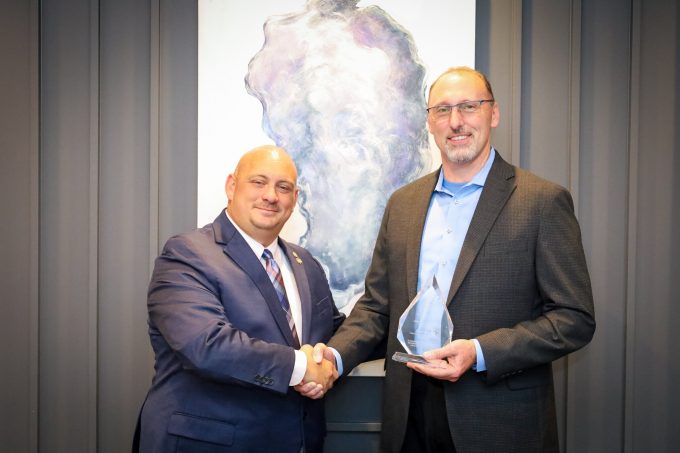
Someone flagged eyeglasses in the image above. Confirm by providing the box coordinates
[426,99,495,119]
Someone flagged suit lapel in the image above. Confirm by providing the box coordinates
[213,212,299,347]
[406,172,440,302]
[446,154,517,303]
[280,240,312,345]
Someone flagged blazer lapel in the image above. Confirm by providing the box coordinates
[280,241,312,345]
[405,172,440,302]
[213,212,299,347]
[446,154,517,303]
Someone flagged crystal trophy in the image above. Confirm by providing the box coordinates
[392,274,453,365]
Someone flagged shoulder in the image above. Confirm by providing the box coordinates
[490,150,568,197]
[512,167,574,208]
[160,222,219,261]
[505,167,577,224]
[514,166,567,194]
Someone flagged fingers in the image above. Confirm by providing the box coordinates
[422,342,456,360]
[323,346,336,365]
[302,353,336,388]
[299,360,337,398]
[298,344,339,399]
[305,343,337,369]
[406,360,461,382]
[312,343,327,364]
[320,358,337,390]
[402,339,477,382]
[294,381,325,399]
[422,339,476,371]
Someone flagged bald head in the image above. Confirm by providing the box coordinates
[428,66,495,105]
[233,145,298,182]
[226,145,299,245]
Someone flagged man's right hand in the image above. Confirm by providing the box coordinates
[311,342,337,366]
[294,344,338,399]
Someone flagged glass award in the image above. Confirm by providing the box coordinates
[392,274,453,365]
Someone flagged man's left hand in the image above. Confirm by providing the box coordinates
[406,339,477,382]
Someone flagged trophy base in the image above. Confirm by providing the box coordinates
[392,351,430,365]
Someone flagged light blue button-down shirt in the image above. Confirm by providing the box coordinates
[416,149,496,372]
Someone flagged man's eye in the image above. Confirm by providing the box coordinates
[277,185,293,193]
[251,180,266,187]
[435,106,451,115]
[458,102,477,113]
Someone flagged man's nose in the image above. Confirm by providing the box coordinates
[261,184,278,202]
[448,108,465,129]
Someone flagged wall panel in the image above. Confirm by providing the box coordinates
[476,0,522,165]
[40,0,98,450]
[632,0,680,450]
[572,0,632,451]
[157,0,198,245]
[97,0,153,451]
[0,0,39,451]
[520,0,574,185]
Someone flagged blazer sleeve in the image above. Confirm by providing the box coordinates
[477,186,596,384]
[147,235,295,394]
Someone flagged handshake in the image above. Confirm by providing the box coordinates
[294,343,337,400]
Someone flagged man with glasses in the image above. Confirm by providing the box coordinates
[305,67,596,452]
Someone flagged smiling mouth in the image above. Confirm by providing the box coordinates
[448,134,471,143]
[255,205,279,214]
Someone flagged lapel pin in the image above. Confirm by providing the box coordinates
[292,251,303,264]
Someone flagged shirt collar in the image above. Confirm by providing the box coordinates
[224,210,280,259]
[434,148,496,195]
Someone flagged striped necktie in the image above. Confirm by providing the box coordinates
[262,249,300,347]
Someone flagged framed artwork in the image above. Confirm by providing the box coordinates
[198,0,475,313]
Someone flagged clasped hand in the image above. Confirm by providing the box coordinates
[294,344,338,399]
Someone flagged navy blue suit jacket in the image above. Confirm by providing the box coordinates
[137,211,344,452]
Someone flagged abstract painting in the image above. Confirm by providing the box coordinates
[198,0,475,312]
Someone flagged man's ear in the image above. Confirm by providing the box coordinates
[225,174,235,202]
[491,102,500,128]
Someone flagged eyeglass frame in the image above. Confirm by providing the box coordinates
[426,99,495,119]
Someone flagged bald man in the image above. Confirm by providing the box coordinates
[135,146,345,453]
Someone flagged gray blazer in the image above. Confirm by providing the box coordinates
[328,152,595,453]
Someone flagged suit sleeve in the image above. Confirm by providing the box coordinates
[148,236,295,394]
[477,187,596,384]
